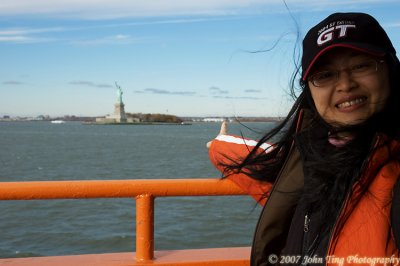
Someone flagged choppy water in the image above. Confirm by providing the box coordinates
[0,121,274,258]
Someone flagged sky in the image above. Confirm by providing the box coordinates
[1,0,400,118]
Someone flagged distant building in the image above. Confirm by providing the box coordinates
[202,118,226,122]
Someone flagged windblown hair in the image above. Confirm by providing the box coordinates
[226,52,400,237]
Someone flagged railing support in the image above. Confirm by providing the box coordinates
[136,194,154,261]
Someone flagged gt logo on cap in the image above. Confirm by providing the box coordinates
[317,24,356,46]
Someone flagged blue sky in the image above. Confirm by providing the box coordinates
[1,0,399,117]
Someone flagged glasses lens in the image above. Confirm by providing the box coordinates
[310,71,336,87]
[309,59,380,87]
[350,60,377,77]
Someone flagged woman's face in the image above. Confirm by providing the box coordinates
[307,49,390,126]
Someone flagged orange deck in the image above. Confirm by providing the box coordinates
[0,247,250,266]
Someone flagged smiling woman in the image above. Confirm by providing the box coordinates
[208,12,400,265]
[307,49,390,126]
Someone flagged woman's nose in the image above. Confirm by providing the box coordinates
[335,71,356,92]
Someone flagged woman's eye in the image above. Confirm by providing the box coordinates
[314,71,335,81]
[351,61,375,72]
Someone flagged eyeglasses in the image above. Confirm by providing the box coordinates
[308,59,385,87]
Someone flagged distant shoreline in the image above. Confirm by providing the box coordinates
[0,116,283,123]
[82,121,192,126]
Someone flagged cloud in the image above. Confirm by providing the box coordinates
[2,81,26,85]
[115,34,129,39]
[0,27,64,43]
[69,81,113,88]
[0,1,268,19]
[144,88,170,94]
[0,24,151,44]
[385,22,400,28]
[0,27,64,35]
[244,89,262,93]
[0,18,233,44]
[0,24,145,45]
[135,88,196,96]
[209,86,229,94]
[209,87,264,99]
[0,35,45,43]
[213,95,264,100]
[71,34,146,46]
[0,0,392,19]
[1,0,395,44]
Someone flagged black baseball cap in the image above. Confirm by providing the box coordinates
[302,12,397,81]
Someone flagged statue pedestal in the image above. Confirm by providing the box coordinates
[104,103,127,123]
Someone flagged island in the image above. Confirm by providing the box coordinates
[93,112,186,125]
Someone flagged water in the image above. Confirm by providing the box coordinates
[0,121,274,258]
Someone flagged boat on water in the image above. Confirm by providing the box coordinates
[51,120,66,124]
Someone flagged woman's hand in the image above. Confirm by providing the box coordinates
[206,120,228,148]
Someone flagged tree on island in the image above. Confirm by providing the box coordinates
[126,113,183,123]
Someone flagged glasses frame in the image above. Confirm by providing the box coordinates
[308,59,385,88]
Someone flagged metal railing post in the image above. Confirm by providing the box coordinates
[135,194,154,261]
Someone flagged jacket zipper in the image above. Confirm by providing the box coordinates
[301,213,310,263]
[304,213,310,232]
[301,211,321,266]
[325,134,381,257]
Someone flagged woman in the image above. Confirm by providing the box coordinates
[208,12,400,265]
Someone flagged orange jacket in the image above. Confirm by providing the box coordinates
[209,133,400,265]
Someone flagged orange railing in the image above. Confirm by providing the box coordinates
[0,178,249,265]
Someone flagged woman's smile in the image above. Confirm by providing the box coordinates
[335,96,367,111]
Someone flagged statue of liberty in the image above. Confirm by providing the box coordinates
[115,82,123,104]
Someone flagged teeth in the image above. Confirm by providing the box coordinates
[337,98,365,109]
